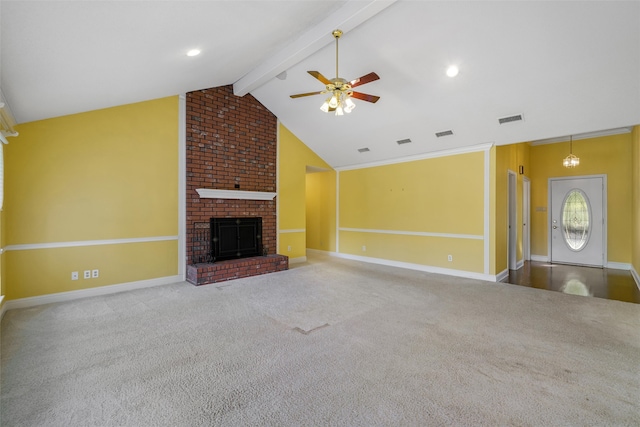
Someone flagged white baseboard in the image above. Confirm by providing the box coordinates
[333,252,500,282]
[606,262,631,270]
[631,267,639,290]
[529,254,632,271]
[530,254,549,262]
[0,295,6,321]
[288,256,307,264]
[306,248,338,256]
[2,275,183,312]
[496,269,509,282]
[516,259,525,270]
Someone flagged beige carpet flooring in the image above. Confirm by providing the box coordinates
[2,253,639,426]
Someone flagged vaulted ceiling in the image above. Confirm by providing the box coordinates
[2,1,639,168]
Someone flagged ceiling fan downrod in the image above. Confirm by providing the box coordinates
[333,29,342,79]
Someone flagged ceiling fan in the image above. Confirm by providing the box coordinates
[290,29,380,116]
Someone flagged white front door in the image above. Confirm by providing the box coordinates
[550,176,605,267]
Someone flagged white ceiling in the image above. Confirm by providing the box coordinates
[2,0,639,168]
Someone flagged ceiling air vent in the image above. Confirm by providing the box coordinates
[435,130,454,138]
[396,138,412,145]
[498,114,524,125]
[358,147,370,153]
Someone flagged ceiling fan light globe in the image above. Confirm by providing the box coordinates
[335,106,344,116]
[320,101,330,113]
[328,96,339,109]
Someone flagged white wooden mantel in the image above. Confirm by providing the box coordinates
[196,189,277,201]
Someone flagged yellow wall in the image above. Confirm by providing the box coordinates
[5,242,178,299]
[338,151,486,273]
[277,123,335,258]
[1,208,5,300]
[305,171,336,252]
[3,97,180,300]
[529,133,633,263]
[632,126,640,276]
[495,143,530,273]
[2,92,631,304]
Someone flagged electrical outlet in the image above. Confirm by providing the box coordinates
[362,245,366,252]
[448,255,453,262]
[83,270,91,279]
[71,271,79,281]
[287,245,291,252]
[92,269,99,278]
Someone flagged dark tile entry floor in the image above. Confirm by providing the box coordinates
[504,262,640,304]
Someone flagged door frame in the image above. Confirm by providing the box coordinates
[547,174,607,266]
[523,176,530,262]
[508,170,517,270]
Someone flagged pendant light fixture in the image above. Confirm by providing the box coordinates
[563,135,580,168]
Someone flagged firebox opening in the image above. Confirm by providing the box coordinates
[210,217,262,262]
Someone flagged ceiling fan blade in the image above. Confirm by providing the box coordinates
[349,72,380,88]
[307,71,331,85]
[290,91,325,99]
[351,91,380,103]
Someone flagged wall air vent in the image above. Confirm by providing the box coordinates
[357,147,370,153]
[435,130,454,138]
[498,114,524,125]
[396,138,412,145]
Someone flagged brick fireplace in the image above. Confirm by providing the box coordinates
[185,85,288,285]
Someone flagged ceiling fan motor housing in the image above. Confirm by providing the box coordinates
[327,78,351,93]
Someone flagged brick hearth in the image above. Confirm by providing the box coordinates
[186,254,288,286]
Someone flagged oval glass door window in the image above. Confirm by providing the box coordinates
[561,189,591,251]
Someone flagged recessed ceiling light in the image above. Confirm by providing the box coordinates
[187,49,201,57]
[446,65,459,77]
